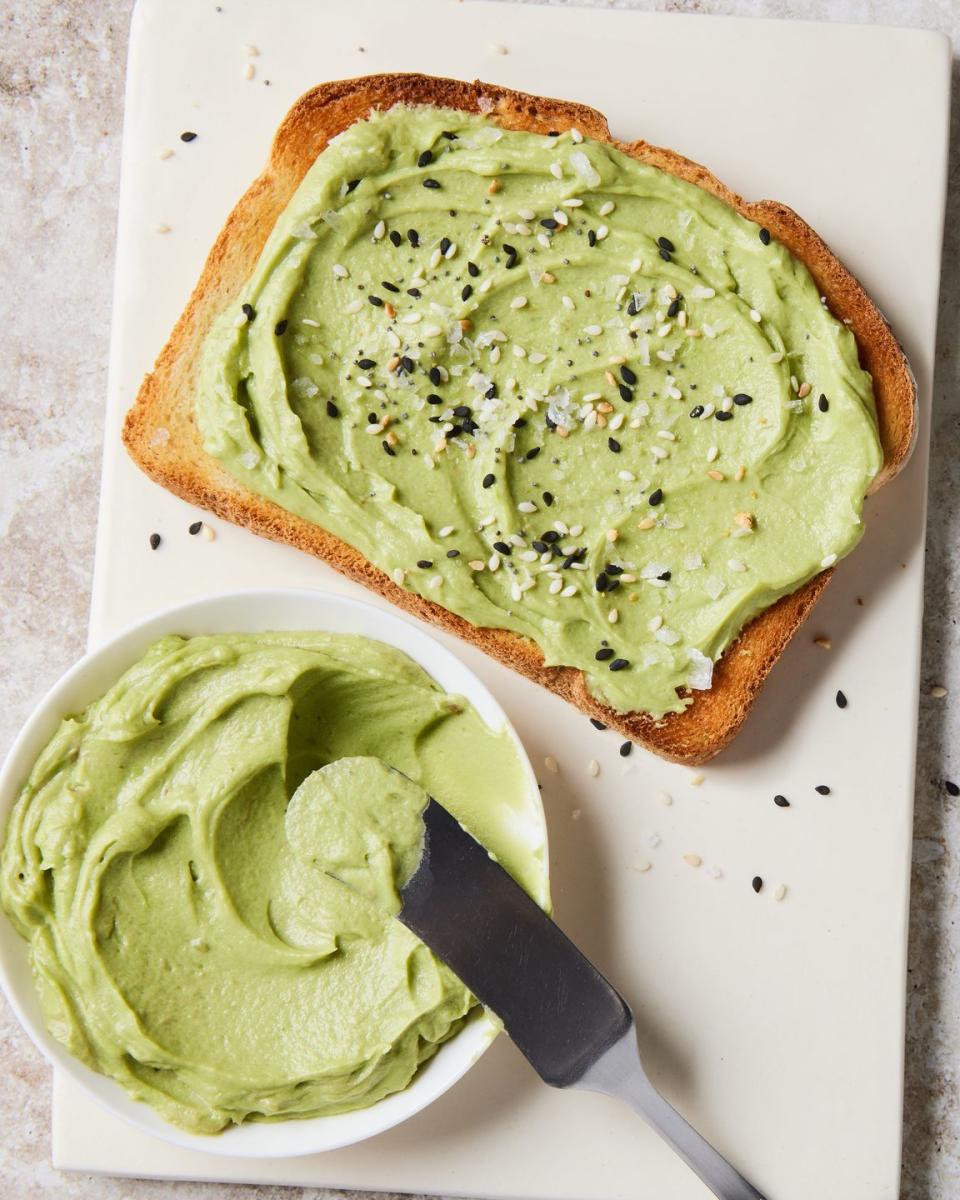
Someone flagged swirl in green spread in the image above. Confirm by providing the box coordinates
[0,632,545,1133]
[197,106,882,717]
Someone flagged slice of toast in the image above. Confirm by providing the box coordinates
[123,73,916,763]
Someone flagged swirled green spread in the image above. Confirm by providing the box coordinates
[0,632,545,1133]
[197,106,883,717]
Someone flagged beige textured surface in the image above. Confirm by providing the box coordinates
[0,1,956,1198]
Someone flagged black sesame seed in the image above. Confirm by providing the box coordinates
[595,647,614,660]
[621,365,638,386]
[627,296,639,316]
[836,690,848,709]
[467,261,480,277]
[733,393,753,406]
[429,367,443,386]
[389,230,403,247]
[441,130,458,140]
[453,405,472,418]
[604,564,623,575]
[619,741,632,758]
[345,179,360,193]
[427,393,442,405]
[540,218,559,230]
[588,229,597,248]
[608,437,621,453]
[407,229,420,246]
[446,549,460,558]
[609,658,629,671]
[357,358,376,369]
[241,302,256,322]
[595,573,609,593]
[649,488,663,506]
[417,559,433,569]
[658,571,671,581]
[819,394,830,412]
[542,530,560,543]
[589,718,607,730]
[382,440,395,456]
[407,287,422,298]
[381,280,400,293]
[658,248,672,262]
[715,410,733,421]
[526,447,541,461]
[274,319,288,336]
[815,785,831,795]
[512,417,527,429]
[543,491,554,506]
[326,400,339,418]
[657,236,675,253]
[773,794,790,808]
[188,521,202,535]
[751,876,763,893]
[618,384,633,403]
[423,178,441,189]
[417,149,433,168]
[667,298,680,318]
[759,227,771,245]
[485,384,497,400]
[689,404,705,419]
[401,356,415,373]
[367,412,377,424]
[482,473,495,488]
[180,130,197,142]
[532,540,549,553]
[368,295,384,307]
[149,532,161,550]
[461,284,473,301]
[946,780,960,797]
[493,541,512,555]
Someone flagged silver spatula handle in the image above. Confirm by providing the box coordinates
[576,1026,769,1200]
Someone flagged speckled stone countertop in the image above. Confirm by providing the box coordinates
[0,1,956,1197]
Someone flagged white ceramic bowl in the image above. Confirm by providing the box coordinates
[0,589,548,1157]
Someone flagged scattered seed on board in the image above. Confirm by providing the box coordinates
[631,860,652,873]
[929,685,948,698]
[588,759,600,777]
[814,636,832,650]
[751,876,763,893]
[188,520,202,535]
[774,884,787,901]
[657,791,672,806]
[815,784,831,795]
[149,533,161,550]
[835,690,848,709]
[544,756,559,774]
[683,853,702,868]
[773,794,790,808]
[619,741,632,758]
[946,781,960,797]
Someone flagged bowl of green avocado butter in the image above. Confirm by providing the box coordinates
[0,589,548,1156]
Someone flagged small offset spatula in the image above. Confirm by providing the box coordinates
[400,799,769,1200]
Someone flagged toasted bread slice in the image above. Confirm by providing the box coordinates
[123,73,916,763]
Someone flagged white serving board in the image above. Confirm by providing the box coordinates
[54,2,949,1198]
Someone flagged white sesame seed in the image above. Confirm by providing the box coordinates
[648,615,663,632]
[402,313,422,324]
[570,128,583,143]
[562,197,583,208]
[344,299,362,314]
[517,500,538,513]
[233,313,248,328]
[821,553,837,568]
[468,559,485,571]
[544,755,559,773]
[518,207,536,221]
[391,567,405,586]
[608,608,619,624]
[200,523,215,543]
[631,859,652,873]
[657,429,676,441]
[357,375,372,389]
[423,455,435,470]
[332,263,349,278]
[568,523,583,537]
[479,515,496,528]
[429,248,443,269]
[158,147,173,160]
[683,853,702,868]
[689,773,705,786]
[511,296,529,310]
[750,308,762,322]
[243,43,259,55]
[438,524,455,537]
[549,578,563,594]
[584,324,602,336]
[657,791,673,806]
[728,558,747,572]
[774,884,787,902]
[618,470,636,482]
[930,685,948,698]
[768,350,784,363]
[536,233,551,249]
[488,554,500,571]
[560,584,577,597]
[423,324,443,337]
[553,208,569,226]
[599,200,615,217]
[550,162,563,180]
[444,241,457,259]
[429,575,443,590]
[596,224,609,240]
[365,422,382,434]
[528,351,546,364]
[510,581,523,602]
[588,759,600,777]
